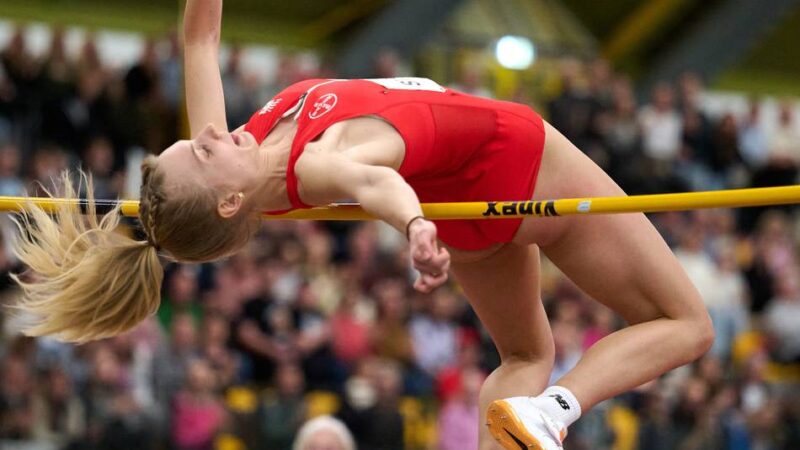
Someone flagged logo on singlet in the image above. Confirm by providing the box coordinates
[309,93,338,119]
[259,98,282,115]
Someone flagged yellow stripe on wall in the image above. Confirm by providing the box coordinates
[603,0,692,62]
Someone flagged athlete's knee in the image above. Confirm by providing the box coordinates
[679,290,715,358]
[687,312,715,359]
[666,308,714,363]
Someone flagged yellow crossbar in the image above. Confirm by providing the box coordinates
[1,185,799,221]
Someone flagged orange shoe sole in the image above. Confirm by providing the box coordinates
[486,399,545,450]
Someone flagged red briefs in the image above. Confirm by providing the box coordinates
[244,78,545,251]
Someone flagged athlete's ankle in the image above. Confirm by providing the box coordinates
[530,385,582,428]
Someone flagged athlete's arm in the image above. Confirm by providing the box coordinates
[183,0,228,135]
[296,148,450,293]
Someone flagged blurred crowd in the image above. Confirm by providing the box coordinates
[1,25,800,450]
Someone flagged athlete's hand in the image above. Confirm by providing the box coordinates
[408,218,450,293]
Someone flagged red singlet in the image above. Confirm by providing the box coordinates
[244,78,545,251]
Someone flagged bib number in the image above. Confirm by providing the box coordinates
[366,77,446,93]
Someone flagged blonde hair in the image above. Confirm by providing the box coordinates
[292,416,356,450]
[11,155,258,343]
[11,171,162,342]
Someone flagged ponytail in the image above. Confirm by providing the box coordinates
[10,171,163,342]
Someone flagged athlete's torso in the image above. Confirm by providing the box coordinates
[244,77,537,209]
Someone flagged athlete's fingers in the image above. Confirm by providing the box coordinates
[413,271,448,293]
[412,242,434,263]
[413,255,444,275]
[412,240,437,268]
[432,247,450,271]
[428,271,448,288]
[413,276,430,293]
[409,219,447,292]
[418,247,449,274]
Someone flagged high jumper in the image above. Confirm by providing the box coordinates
[11,1,714,449]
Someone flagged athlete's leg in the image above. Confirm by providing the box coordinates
[515,121,714,411]
[449,244,554,450]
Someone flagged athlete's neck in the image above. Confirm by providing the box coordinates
[248,119,296,212]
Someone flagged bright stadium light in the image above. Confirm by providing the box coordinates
[495,35,536,70]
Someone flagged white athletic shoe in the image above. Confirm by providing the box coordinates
[486,397,567,450]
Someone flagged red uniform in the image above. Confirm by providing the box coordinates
[244,78,545,251]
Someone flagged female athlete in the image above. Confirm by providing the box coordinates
[12,1,713,449]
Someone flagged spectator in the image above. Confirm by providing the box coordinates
[437,367,483,450]
[258,363,308,450]
[199,313,240,388]
[159,30,182,112]
[31,365,86,446]
[598,79,643,191]
[745,211,795,313]
[234,283,290,382]
[292,415,355,450]
[157,265,203,331]
[763,268,800,362]
[710,113,743,185]
[171,358,227,450]
[450,64,493,98]
[82,344,155,450]
[82,135,121,199]
[638,387,682,450]
[435,329,484,403]
[706,246,749,360]
[153,313,199,411]
[674,220,718,306]
[547,59,596,149]
[222,44,258,129]
[582,305,616,351]
[748,101,800,226]
[340,358,405,450]
[639,82,682,163]
[767,101,800,168]
[330,287,373,368]
[372,48,406,79]
[0,356,35,440]
[28,145,69,194]
[548,300,584,384]
[294,284,343,391]
[409,288,459,376]
[370,279,414,365]
[738,99,769,170]
[0,142,23,196]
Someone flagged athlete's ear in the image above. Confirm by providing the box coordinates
[218,191,244,218]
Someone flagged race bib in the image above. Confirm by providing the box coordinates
[366,77,446,92]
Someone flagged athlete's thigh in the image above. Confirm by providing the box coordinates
[450,243,553,361]
[516,121,704,324]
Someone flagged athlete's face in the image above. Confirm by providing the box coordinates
[158,123,262,195]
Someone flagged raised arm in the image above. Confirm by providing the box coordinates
[182,0,227,135]
[296,148,451,293]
